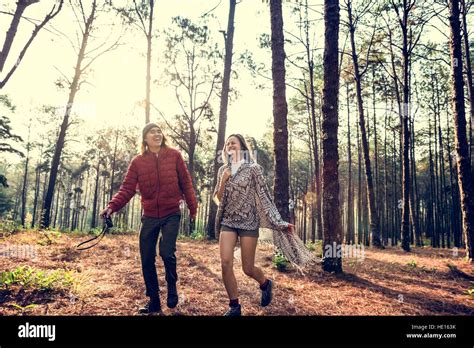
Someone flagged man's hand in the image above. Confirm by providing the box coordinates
[100,207,113,219]
[189,217,196,233]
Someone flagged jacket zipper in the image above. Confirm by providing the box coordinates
[155,151,160,216]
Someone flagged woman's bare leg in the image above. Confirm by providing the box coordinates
[219,231,238,300]
[240,236,266,285]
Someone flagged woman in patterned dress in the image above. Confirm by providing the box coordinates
[213,134,295,316]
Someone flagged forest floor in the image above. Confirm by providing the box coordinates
[1,230,474,316]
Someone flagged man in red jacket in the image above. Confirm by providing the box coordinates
[101,123,197,314]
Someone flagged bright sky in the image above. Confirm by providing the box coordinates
[1,0,296,159]
[0,0,459,167]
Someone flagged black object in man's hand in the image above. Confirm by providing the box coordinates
[104,215,113,228]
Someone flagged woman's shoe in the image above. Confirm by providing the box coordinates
[223,304,242,316]
[260,279,273,307]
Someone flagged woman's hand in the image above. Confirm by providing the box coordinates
[287,223,295,234]
[214,168,232,205]
[221,168,232,184]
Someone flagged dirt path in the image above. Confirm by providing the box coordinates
[1,231,473,316]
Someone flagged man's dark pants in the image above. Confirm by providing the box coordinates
[139,212,181,299]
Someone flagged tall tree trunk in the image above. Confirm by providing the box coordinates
[400,0,411,252]
[428,117,436,246]
[204,193,209,232]
[91,160,101,229]
[109,130,118,200]
[304,0,322,241]
[31,165,41,228]
[39,170,48,227]
[270,0,290,221]
[460,0,473,163]
[65,181,72,230]
[383,97,389,245]
[392,127,399,245]
[346,83,354,244]
[321,0,342,273]
[447,109,462,247]
[433,81,441,247]
[372,67,379,222]
[207,0,236,239]
[41,1,97,228]
[0,0,40,72]
[409,68,420,247]
[0,1,63,89]
[410,116,422,246]
[357,115,362,244]
[347,0,382,247]
[71,189,77,230]
[187,125,196,187]
[437,106,447,247]
[448,0,474,261]
[303,195,307,244]
[145,0,154,124]
[318,96,324,237]
[101,173,107,214]
[81,170,90,231]
[384,88,392,242]
[58,185,65,229]
[53,181,60,228]
[20,122,31,227]
[31,143,44,228]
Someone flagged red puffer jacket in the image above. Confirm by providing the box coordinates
[108,147,197,218]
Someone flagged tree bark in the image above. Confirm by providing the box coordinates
[447,109,462,247]
[145,0,154,124]
[109,130,118,201]
[31,164,41,228]
[0,0,38,72]
[346,83,354,244]
[460,0,473,163]
[304,0,323,241]
[347,0,382,247]
[448,0,474,261]
[91,160,101,229]
[321,0,342,273]
[20,123,31,227]
[400,0,411,252]
[428,117,436,246]
[0,1,63,88]
[270,0,290,221]
[41,1,97,228]
[206,0,236,239]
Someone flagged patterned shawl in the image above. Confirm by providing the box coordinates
[214,161,318,269]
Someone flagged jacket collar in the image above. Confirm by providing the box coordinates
[144,147,168,158]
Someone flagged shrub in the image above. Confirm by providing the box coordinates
[272,252,289,272]
[190,230,206,240]
[0,218,22,237]
[0,266,75,291]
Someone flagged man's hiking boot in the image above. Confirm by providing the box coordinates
[139,297,163,315]
[167,283,179,309]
